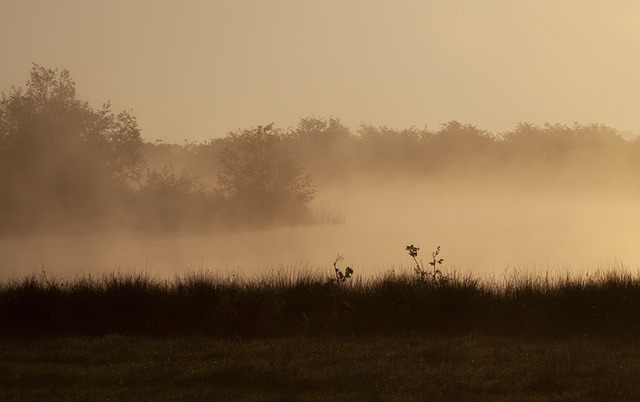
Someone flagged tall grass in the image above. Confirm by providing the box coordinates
[2,265,640,338]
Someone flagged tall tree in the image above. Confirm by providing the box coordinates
[0,64,144,231]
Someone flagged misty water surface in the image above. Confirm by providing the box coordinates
[2,183,638,280]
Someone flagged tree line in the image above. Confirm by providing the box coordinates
[2,65,639,235]
[150,116,640,194]
[0,65,315,234]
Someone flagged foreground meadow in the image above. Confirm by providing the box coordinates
[3,334,640,401]
[3,266,640,400]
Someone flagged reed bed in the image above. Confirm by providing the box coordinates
[2,265,640,338]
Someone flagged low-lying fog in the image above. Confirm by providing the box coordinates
[2,181,638,280]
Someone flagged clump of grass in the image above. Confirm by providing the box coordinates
[406,244,446,283]
[330,254,353,285]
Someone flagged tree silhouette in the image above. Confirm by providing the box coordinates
[217,124,315,223]
[0,64,144,231]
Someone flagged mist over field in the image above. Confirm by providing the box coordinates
[2,66,640,280]
[5,5,640,400]
[2,180,639,280]
[3,1,640,286]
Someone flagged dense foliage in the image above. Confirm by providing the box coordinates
[150,117,640,192]
[2,65,640,234]
[217,124,315,225]
[0,65,144,233]
[0,66,317,234]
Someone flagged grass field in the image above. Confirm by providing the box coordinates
[3,266,640,400]
[2,334,640,401]
[3,265,640,338]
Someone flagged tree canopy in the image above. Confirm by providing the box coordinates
[217,124,315,224]
[2,64,639,235]
[0,64,144,231]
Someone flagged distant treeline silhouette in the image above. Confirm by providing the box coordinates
[152,117,640,191]
[2,65,639,234]
[0,66,314,234]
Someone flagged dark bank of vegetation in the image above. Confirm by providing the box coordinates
[2,64,640,235]
[3,256,640,339]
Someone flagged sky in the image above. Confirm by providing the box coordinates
[1,0,639,143]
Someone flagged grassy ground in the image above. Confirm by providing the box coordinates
[3,267,640,400]
[2,334,640,401]
[3,267,640,338]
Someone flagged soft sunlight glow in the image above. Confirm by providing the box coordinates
[2,1,639,142]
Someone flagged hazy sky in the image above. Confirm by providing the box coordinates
[2,1,639,142]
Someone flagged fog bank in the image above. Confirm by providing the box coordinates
[3,181,638,280]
